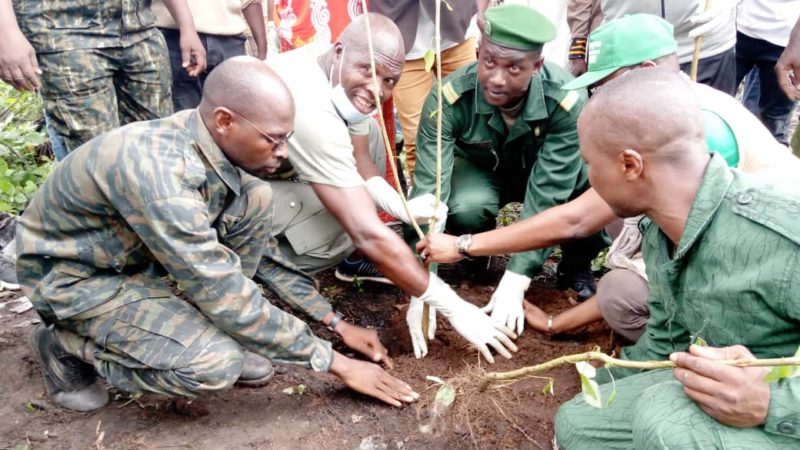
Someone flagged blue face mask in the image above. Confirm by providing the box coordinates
[330,45,376,123]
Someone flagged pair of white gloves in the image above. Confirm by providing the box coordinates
[408,270,530,360]
[406,273,518,363]
[365,176,525,361]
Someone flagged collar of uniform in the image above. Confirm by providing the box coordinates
[473,71,549,123]
[673,153,733,259]
[188,110,241,196]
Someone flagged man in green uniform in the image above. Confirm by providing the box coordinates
[410,4,607,336]
[16,57,418,412]
[0,0,206,152]
[554,69,800,448]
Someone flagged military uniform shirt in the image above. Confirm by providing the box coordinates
[16,110,333,372]
[621,154,800,439]
[412,61,588,276]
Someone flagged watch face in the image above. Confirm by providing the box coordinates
[457,235,471,254]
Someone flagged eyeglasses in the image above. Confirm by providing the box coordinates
[228,109,294,146]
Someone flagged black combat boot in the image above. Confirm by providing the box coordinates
[30,324,109,411]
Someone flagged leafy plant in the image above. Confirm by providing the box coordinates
[0,82,51,214]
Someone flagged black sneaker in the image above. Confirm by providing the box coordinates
[0,253,19,291]
[29,324,109,412]
[556,268,597,302]
[334,258,393,285]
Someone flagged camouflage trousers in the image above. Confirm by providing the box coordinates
[37,31,173,152]
[36,175,271,398]
[554,369,796,449]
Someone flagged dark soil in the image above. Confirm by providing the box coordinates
[0,256,612,450]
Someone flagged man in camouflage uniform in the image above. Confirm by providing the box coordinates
[0,0,206,152]
[16,57,418,411]
[409,4,607,337]
[554,69,800,449]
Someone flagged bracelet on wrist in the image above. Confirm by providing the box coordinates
[547,315,554,335]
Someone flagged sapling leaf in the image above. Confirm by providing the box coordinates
[764,346,800,383]
[693,336,707,347]
[423,49,435,73]
[576,362,602,408]
[434,382,455,407]
[605,365,617,406]
[542,378,554,396]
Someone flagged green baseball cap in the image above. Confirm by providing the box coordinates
[562,14,678,90]
[483,4,556,51]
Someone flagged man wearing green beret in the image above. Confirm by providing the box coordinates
[407,4,607,341]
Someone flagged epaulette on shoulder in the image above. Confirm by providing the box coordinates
[559,90,580,113]
[730,184,800,247]
[442,81,461,105]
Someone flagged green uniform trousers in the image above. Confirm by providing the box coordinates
[47,176,271,398]
[38,31,173,152]
[446,156,606,272]
[555,370,797,449]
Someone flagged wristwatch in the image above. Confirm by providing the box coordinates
[327,311,344,331]
[456,234,473,258]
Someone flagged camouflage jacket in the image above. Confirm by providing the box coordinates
[16,110,333,371]
[13,0,158,53]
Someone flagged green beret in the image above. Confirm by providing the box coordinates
[483,4,556,51]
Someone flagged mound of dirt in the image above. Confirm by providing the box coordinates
[0,258,613,449]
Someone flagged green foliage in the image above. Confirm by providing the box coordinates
[423,49,436,73]
[542,377,554,396]
[0,82,51,214]
[575,361,602,408]
[590,246,609,272]
[765,346,800,383]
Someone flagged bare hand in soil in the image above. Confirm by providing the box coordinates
[416,233,462,263]
[329,352,418,407]
[522,300,548,332]
[671,344,770,427]
[335,321,393,369]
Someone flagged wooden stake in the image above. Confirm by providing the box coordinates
[689,0,713,81]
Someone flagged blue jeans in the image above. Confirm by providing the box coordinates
[44,108,69,161]
[736,31,796,144]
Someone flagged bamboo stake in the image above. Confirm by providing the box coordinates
[358,3,444,341]
[358,0,425,240]
[689,0,713,81]
[484,351,800,381]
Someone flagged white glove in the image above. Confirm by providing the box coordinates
[365,177,447,228]
[688,0,737,39]
[418,274,518,363]
[481,271,531,336]
[406,296,437,359]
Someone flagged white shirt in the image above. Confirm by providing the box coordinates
[601,0,736,63]
[737,0,800,47]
